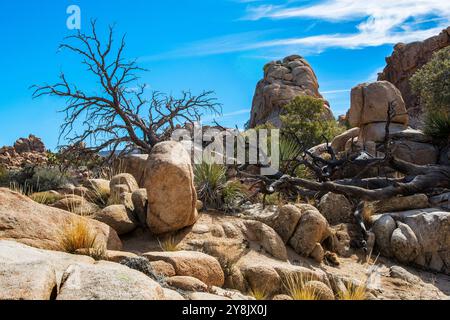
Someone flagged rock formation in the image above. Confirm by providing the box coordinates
[249,55,332,128]
[0,135,48,169]
[378,27,450,128]
[334,80,440,166]
[144,141,198,234]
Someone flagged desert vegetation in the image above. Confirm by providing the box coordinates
[0,22,449,302]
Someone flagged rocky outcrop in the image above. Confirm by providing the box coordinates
[349,81,409,128]
[143,251,224,287]
[378,27,450,128]
[371,209,450,274]
[93,205,138,236]
[145,141,198,235]
[0,241,166,300]
[338,81,440,166]
[249,55,332,128]
[0,188,122,251]
[115,154,149,188]
[0,135,48,169]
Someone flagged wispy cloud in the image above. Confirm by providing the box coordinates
[147,0,450,60]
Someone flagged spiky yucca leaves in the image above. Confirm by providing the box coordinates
[194,162,227,209]
[424,111,450,143]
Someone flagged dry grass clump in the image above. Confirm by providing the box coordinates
[248,287,268,300]
[59,219,105,259]
[87,186,110,207]
[338,281,368,300]
[158,236,179,252]
[283,274,321,300]
[30,191,62,205]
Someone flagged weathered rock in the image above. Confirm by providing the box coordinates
[372,194,429,213]
[210,286,255,300]
[318,193,354,225]
[14,134,46,154]
[57,261,165,300]
[115,154,149,187]
[429,192,450,211]
[166,276,208,292]
[249,55,332,128]
[372,215,397,257]
[110,173,139,195]
[349,81,408,128]
[331,128,360,153]
[391,140,439,165]
[150,260,176,277]
[163,288,185,300]
[0,240,95,299]
[188,292,231,300]
[233,251,327,297]
[289,205,330,258]
[131,189,148,226]
[391,222,420,264]
[378,27,450,128]
[143,251,224,287]
[389,266,420,284]
[268,204,303,244]
[105,250,139,263]
[93,205,137,236]
[358,122,407,143]
[145,141,198,234]
[241,220,287,261]
[303,280,335,300]
[52,194,100,216]
[0,188,121,251]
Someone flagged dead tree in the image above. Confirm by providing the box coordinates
[32,20,221,159]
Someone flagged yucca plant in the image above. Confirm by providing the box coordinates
[424,111,450,143]
[248,287,268,300]
[194,162,227,209]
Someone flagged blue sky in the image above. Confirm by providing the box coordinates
[0,0,449,150]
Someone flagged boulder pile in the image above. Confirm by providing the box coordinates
[249,55,332,128]
[0,135,48,169]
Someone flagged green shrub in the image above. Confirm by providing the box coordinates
[0,166,68,194]
[411,47,450,114]
[222,180,246,211]
[194,162,227,209]
[30,191,63,205]
[424,111,450,142]
[280,95,345,150]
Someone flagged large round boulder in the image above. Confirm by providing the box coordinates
[348,81,408,127]
[144,141,198,234]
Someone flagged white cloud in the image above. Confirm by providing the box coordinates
[243,0,450,51]
[144,0,450,60]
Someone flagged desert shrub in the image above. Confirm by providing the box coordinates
[338,282,368,300]
[29,167,69,192]
[30,191,63,205]
[283,274,321,300]
[158,236,179,252]
[194,162,227,209]
[221,180,246,211]
[423,111,450,143]
[120,257,160,282]
[280,95,344,150]
[0,166,69,194]
[194,162,246,211]
[248,287,268,300]
[59,219,102,254]
[411,47,450,115]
